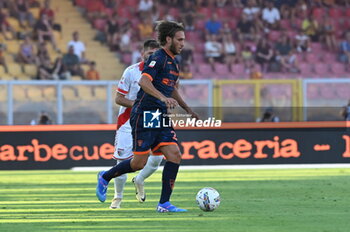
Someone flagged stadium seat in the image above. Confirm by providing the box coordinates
[8,63,26,79]
[214,63,230,78]
[305,53,319,63]
[198,7,212,18]
[307,85,319,100]
[94,87,107,100]
[193,53,205,63]
[43,87,56,101]
[299,63,314,77]
[280,19,291,30]
[195,19,206,31]
[330,63,346,77]
[314,63,330,77]
[6,41,20,54]
[86,0,104,13]
[312,7,325,20]
[23,64,37,78]
[93,18,107,31]
[268,30,281,42]
[0,86,6,102]
[329,8,343,18]
[216,8,229,19]
[336,84,350,99]
[71,75,82,81]
[197,63,214,79]
[27,88,44,102]
[13,86,27,102]
[75,0,87,7]
[168,8,180,18]
[77,86,94,101]
[345,8,350,17]
[62,87,78,101]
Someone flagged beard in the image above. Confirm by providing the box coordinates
[169,42,179,55]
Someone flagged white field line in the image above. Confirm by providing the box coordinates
[71,163,350,171]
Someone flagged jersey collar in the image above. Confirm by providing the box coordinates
[138,61,145,71]
[163,48,175,60]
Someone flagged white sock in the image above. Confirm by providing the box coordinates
[135,155,163,184]
[113,160,127,199]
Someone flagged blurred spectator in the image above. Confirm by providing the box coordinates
[180,1,196,31]
[17,35,36,64]
[339,32,350,66]
[204,34,223,71]
[295,0,308,18]
[36,42,50,66]
[243,0,260,21]
[13,0,35,28]
[205,13,222,36]
[31,111,52,125]
[302,15,319,42]
[38,58,64,80]
[242,45,255,73]
[35,14,58,51]
[280,49,300,73]
[231,0,243,7]
[137,16,154,40]
[68,31,88,63]
[119,22,133,53]
[0,43,8,73]
[236,13,256,44]
[250,64,263,79]
[255,38,273,73]
[178,41,194,67]
[105,14,120,51]
[103,0,116,9]
[131,44,142,64]
[40,0,61,31]
[179,64,193,79]
[340,100,350,121]
[216,0,228,7]
[262,1,281,30]
[86,61,100,80]
[320,16,338,51]
[0,9,16,40]
[222,34,238,72]
[275,34,292,59]
[257,107,280,122]
[295,28,311,53]
[138,0,154,14]
[62,45,84,78]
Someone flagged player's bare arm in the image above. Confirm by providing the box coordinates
[171,82,199,119]
[139,75,178,109]
[115,92,134,108]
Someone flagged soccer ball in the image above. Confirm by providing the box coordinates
[196,187,220,211]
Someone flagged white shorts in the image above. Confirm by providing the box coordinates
[113,130,133,160]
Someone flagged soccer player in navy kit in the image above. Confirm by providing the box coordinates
[96,21,198,212]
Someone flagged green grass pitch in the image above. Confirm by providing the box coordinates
[1,168,350,232]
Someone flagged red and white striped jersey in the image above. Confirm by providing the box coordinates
[116,62,144,132]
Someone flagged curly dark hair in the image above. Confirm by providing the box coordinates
[155,20,184,46]
[143,39,160,50]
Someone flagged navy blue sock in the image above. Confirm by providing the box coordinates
[102,159,134,182]
[159,161,179,204]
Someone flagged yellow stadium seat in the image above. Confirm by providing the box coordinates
[0,86,7,102]
[0,66,14,80]
[77,86,94,101]
[6,41,20,54]
[13,86,27,102]
[16,75,31,80]
[29,8,40,19]
[28,88,46,102]
[71,75,82,81]
[43,87,56,101]
[94,87,107,100]
[6,17,20,31]
[62,87,78,101]
[27,88,44,102]
[8,63,27,79]
[24,64,37,78]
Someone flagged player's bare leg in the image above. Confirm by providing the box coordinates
[133,155,163,202]
[156,144,187,213]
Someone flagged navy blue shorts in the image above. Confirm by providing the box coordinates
[130,113,178,155]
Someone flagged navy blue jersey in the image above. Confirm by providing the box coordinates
[132,48,179,114]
